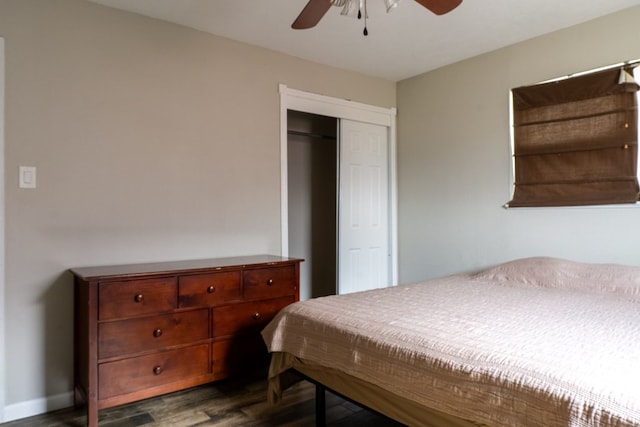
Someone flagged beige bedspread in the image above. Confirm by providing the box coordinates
[262,264,640,426]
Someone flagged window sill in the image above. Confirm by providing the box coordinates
[502,202,640,209]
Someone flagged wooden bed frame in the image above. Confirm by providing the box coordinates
[270,354,479,427]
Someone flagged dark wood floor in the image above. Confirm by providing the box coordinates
[0,371,404,426]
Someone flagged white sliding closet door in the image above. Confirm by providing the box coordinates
[338,119,389,294]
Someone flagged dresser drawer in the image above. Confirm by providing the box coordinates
[178,271,241,308]
[98,344,209,400]
[212,337,268,377]
[212,296,294,339]
[212,339,233,377]
[99,309,209,359]
[99,277,177,320]
[243,266,297,300]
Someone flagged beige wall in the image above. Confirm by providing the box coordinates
[397,6,640,284]
[0,0,395,416]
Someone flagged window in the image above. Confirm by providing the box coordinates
[507,63,640,207]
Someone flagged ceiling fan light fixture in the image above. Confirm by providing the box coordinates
[334,0,365,18]
[331,0,399,16]
[384,0,401,12]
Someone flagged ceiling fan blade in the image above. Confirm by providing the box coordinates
[413,0,462,15]
[292,0,333,29]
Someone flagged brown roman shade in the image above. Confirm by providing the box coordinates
[508,65,640,207]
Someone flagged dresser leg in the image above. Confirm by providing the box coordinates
[87,401,98,427]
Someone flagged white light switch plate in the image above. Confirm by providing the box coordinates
[19,166,36,189]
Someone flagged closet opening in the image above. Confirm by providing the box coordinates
[287,110,338,299]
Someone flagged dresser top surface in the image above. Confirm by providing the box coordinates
[70,254,303,281]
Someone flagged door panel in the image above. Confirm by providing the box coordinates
[339,119,389,294]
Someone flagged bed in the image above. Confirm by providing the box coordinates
[261,257,640,426]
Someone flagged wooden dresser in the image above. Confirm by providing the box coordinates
[71,255,302,427]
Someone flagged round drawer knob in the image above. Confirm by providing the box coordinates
[207,285,216,294]
[267,279,273,286]
[153,366,163,375]
[252,312,261,320]
[134,294,144,303]
[153,328,163,338]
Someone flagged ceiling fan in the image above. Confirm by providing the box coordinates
[292,0,462,32]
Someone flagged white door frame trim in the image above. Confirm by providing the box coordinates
[0,37,6,422]
[278,84,398,285]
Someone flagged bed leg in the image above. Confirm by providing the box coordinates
[315,383,326,427]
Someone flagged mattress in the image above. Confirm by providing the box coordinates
[261,257,640,426]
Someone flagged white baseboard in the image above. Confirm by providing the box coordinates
[3,391,74,423]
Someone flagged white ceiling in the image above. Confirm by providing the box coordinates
[87,0,640,81]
